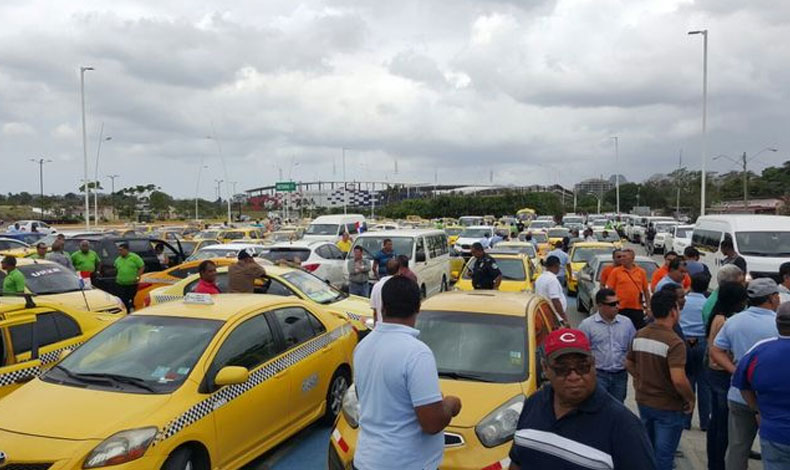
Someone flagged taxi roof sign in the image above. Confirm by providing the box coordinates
[184,293,214,305]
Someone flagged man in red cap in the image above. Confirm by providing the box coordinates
[509,328,655,470]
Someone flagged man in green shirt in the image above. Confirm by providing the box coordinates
[114,243,145,312]
[2,256,26,295]
[29,242,47,259]
[71,240,101,277]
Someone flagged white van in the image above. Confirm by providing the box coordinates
[693,215,790,285]
[349,229,451,298]
[302,214,366,242]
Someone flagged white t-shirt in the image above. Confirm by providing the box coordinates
[535,271,567,312]
[369,275,394,324]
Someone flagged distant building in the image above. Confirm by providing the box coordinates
[574,178,613,197]
[609,174,627,185]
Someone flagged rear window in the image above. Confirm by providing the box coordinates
[260,248,311,263]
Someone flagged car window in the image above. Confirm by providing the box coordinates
[170,265,201,279]
[316,245,332,259]
[211,314,279,372]
[0,328,6,366]
[9,312,81,356]
[415,237,425,259]
[326,244,345,260]
[272,307,324,349]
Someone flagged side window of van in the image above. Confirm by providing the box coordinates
[692,229,722,253]
[415,237,426,260]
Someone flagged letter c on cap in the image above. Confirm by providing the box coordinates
[559,332,576,343]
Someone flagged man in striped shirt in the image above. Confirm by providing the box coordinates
[626,289,695,470]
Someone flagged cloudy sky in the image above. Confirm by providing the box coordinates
[1,0,788,199]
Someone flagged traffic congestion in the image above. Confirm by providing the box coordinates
[1,210,787,470]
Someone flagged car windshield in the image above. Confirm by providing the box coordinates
[196,230,219,238]
[260,248,311,263]
[18,264,85,294]
[594,232,619,242]
[675,227,692,238]
[459,217,483,226]
[572,247,614,263]
[563,217,583,224]
[271,232,296,242]
[530,221,552,229]
[531,233,548,243]
[417,311,527,383]
[495,245,536,257]
[0,239,27,250]
[548,228,569,238]
[221,231,245,240]
[462,258,526,281]
[179,241,197,256]
[45,315,221,394]
[445,228,463,236]
[654,223,676,233]
[189,248,240,261]
[281,270,344,304]
[352,236,414,259]
[460,228,490,238]
[735,232,790,257]
[305,224,339,235]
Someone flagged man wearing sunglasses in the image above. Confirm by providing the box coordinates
[578,288,636,403]
[509,328,656,469]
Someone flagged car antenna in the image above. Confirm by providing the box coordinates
[23,293,36,309]
[78,278,91,311]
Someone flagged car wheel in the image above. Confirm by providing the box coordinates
[577,294,588,314]
[162,447,197,470]
[323,369,351,424]
[440,276,448,292]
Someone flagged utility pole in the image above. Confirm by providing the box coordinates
[342,147,348,215]
[688,29,708,215]
[107,174,119,220]
[612,136,620,214]
[741,151,748,211]
[676,149,683,217]
[214,179,223,216]
[93,123,112,225]
[80,65,94,229]
[30,158,53,217]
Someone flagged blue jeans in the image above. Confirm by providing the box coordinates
[685,336,711,429]
[706,368,730,470]
[596,369,628,402]
[762,439,790,470]
[638,404,686,470]
[349,281,369,297]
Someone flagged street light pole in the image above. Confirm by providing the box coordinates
[30,158,53,217]
[714,147,777,212]
[93,122,112,225]
[80,65,94,229]
[612,136,620,214]
[342,147,348,215]
[195,165,208,221]
[688,30,708,215]
[214,179,224,217]
[106,174,119,219]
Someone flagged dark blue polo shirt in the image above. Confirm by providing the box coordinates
[509,384,656,469]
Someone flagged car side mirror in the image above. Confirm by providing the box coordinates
[215,366,249,386]
[416,252,426,263]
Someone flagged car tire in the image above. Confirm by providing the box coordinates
[162,447,197,470]
[323,368,351,425]
[440,276,448,292]
[577,294,588,314]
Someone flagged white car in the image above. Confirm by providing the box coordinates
[670,224,694,255]
[187,243,268,261]
[652,221,680,254]
[259,240,347,287]
[453,226,495,256]
[11,220,57,234]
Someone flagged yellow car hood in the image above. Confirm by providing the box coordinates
[327,295,372,319]
[0,379,173,440]
[49,289,122,312]
[440,379,525,428]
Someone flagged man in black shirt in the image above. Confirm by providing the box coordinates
[470,242,502,290]
[720,239,747,273]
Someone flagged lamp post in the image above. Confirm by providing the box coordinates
[611,136,620,214]
[93,122,112,225]
[80,65,94,229]
[688,29,708,215]
[195,165,208,221]
[205,135,232,225]
[713,147,778,211]
[106,174,119,220]
[342,147,348,215]
[588,192,602,215]
[30,157,53,217]
[214,179,224,217]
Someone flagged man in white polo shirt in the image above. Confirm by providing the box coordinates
[353,276,462,470]
[535,255,568,324]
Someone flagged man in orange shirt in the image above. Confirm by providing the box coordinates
[600,249,623,286]
[651,251,691,292]
[606,249,651,330]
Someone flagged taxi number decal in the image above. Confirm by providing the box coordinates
[301,373,319,393]
[153,323,352,445]
[29,267,62,277]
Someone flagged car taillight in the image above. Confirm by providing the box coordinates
[302,263,320,272]
[143,294,151,307]
[137,283,152,291]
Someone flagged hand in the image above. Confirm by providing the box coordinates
[682,400,694,415]
[444,395,462,417]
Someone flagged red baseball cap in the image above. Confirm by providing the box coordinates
[544,328,592,361]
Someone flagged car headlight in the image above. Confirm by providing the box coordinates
[342,384,360,428]
[83,427,158,468]
[475,395,524,448]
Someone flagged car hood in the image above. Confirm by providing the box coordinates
[328,295,373,319]
[0,379,174,440]
[45,289,122,312]
[440,380,525,428]
[455,237,485,245]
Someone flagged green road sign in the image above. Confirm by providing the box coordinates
[275,181,297,192]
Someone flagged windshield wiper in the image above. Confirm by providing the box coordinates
[51,365,113,385]
[438,371,494,382]
[75,372,157,392]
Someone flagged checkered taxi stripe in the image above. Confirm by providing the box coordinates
[152,294,185,304]
[0,342,84,388]
[153,323,353,445]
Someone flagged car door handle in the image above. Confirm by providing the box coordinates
[274,369,289,380]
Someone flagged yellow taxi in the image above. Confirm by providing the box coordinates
[455,253,535,292]
[0,258,127,314]
[449,251,466,282]
[546,227,570,248]
[593,229,624,249]
[520,230,550,256]
[492,241,541,281]
[0,299,120,399]
[192,229,222,241]
[328,291,564,470]
[0,294,356,469]
[0,237,36,258]
[566,241,616,295]
[444,225,464,246]
[147,264,373,332]
[217,227,265,244]
[132,257,236,310]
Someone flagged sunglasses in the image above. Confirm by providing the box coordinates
[550,360,593,377]
[601,300,619,307]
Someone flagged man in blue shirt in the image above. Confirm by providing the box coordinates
[680,273,711,431]
[509,328,655,469]
[578,288,636,403]
[654,257,687,293]
[547,241,569,285]
[710,278,779,470]
[353,276,462,470]
[372,238,396,279]
[732,303,790,470]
